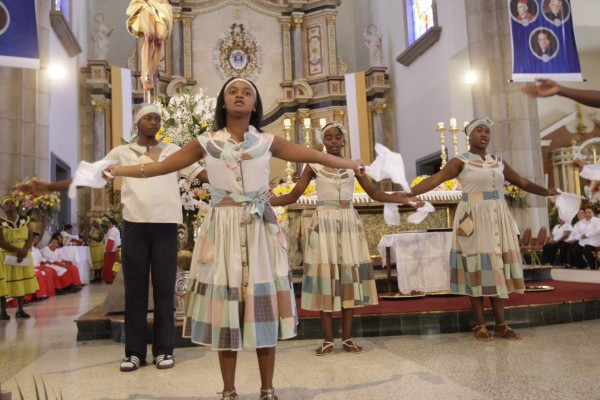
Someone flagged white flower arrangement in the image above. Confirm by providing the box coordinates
[154,88,217,147]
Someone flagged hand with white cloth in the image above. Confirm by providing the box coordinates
[68,159,116,199]
[365,143,430,225]
[554,189,584,224]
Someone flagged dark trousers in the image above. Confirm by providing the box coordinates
[570,243,597,269]
[541,241,570,265]
[122,221,178,360]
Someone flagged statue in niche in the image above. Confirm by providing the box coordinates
[126,0,173,91]
[91,13,113,60]
[363,24,383,67]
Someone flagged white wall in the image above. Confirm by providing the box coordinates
[348,0,471,180]
[46,5,84,229]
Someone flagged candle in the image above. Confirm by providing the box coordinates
[319,118,327,128]
[464,120,469,128]
[449,118,457,128]
[437,122,444,129]
[303,118,311,129]
[283,118,291,129]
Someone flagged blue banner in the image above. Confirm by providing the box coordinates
[0,0,39,69]
[508,0,582,82]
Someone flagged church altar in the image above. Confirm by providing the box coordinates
[284,190,461,272]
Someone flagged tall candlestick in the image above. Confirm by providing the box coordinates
[435,124,447,168]
[319,118,327,128]
[284,117,295,183]
[450,125,459,159]
[303,118,312,148]
[449,117,457,128]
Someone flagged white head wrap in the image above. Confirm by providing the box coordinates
[466,118,493,136]
[223,78,257,97]
[316,122,347,144]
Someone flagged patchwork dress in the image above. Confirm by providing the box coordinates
[0,216,39,297]
[450,153,524,298]
[183,127,297,350]
[301,164,378,312]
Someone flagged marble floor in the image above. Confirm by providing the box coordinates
[1,284,599,400]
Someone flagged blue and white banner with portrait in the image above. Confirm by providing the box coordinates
[508,0,582,82]
[0,0,39,69]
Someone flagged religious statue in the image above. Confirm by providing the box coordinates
[126,0,173,94]
[363,24,383,67]
[90,13,113,60]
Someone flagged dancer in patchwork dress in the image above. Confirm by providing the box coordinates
[271,123,421,356]
[409,119,557,341]
[0,196,39,320]
[108,78,366,400]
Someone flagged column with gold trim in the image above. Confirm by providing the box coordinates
[292,13,304,79]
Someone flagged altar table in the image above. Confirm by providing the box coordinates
[377,231,452,294]
[60,246,92,284]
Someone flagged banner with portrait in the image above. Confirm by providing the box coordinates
[0,0,39,69]
[508,0,582,82]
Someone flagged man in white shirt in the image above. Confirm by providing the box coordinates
[570,207,600,269]
[102,218,121,283]
[565,209,585,268]
[61,224,83,246]
[541,218,572,266]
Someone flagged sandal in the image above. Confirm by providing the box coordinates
[315,341,334,356]
[260,388,278,400]
[0,313,10,321]
[495,324,523,340]
[153,354,174,369]
[15,310,30,319]
[473,325,494,342]
[217,389,238,400]
[342,339,364,354]
[119,355,147,372]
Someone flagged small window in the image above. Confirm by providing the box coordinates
[406,0,435,45]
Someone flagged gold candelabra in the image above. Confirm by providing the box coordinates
[303,118,312,148]
[436,122,448,168]
[283,117,296,183]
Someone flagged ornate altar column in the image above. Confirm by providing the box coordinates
[280,18,293,83]
[371,100,387,146]
[466,0,548,231]
[90,96,108,161]
[291,12,305,79]
[171,10,183,77]
[325,15,338,76]
[182,16,193,80]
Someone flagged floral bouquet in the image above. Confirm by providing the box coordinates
[179,177,211,222]
[504,181,526,207]
[154,88,217,147]
[12,178,61,226]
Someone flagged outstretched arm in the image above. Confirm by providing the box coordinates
[270,166,314,207]
[270,136,364,176]
[522,79,600,108]
[111,139,205,178]
[503,161,556,196]
[355,173,422,206]
[408,158,463,196]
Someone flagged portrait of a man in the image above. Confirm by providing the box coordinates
[530,28,558,62]
[510,0,538,26]
[543,0,570,26]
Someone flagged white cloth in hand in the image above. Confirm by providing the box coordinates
[407,202,435,224]
[555,189,583,224]
[365,143,410,191]
[68,159,116,199]
[383,203,401,225]
[579,164,600,181]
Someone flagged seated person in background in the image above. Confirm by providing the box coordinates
[41,236,82,292]
[565,209,585,268]
[570,207,600,270]
[541,218,572,266]
[61,224,83,246]
[31,233,56,298]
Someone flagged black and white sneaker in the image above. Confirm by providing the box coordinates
[120,355,146,372]
[153,354,175,369]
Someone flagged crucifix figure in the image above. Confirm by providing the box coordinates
[126,0,173,99]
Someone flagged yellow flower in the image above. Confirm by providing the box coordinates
[354,181,365,193]
[155,128,165,141]
[162,137,171,143]
[410,175,429,188]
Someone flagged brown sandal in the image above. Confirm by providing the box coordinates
[315,341,334,356]
[342,339,364,354]
[495,324,523,340]
[473,325,494,342]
